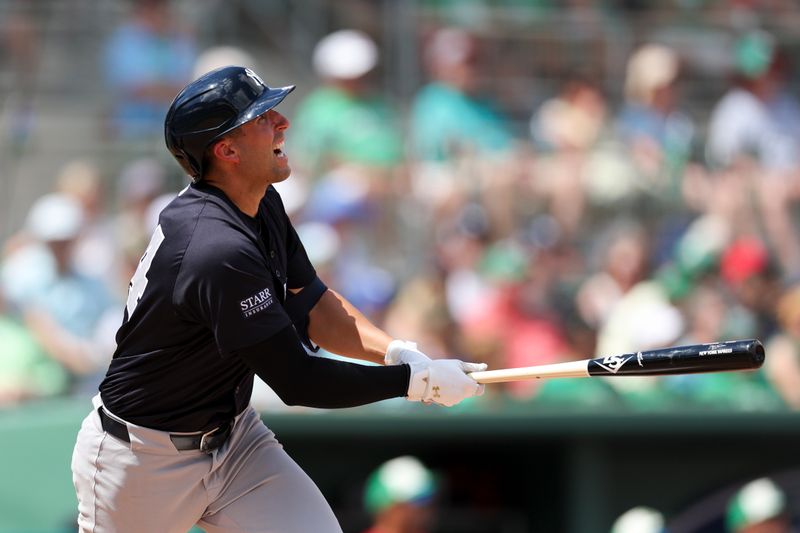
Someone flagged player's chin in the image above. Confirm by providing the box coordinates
[271,166,292,183]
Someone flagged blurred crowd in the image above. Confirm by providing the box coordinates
[4,0,800,416]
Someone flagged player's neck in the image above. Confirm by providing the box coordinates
[204,173,267,217]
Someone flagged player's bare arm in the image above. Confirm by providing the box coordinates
[305,288,392,365]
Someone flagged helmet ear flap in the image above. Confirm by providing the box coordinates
[165,125,202,178]
[175,151,201,179]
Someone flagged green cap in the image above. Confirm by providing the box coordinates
[735,31,776,79]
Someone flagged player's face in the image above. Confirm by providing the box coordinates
[238,109,291,184]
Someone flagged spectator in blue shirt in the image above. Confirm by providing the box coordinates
[103,0,196,139]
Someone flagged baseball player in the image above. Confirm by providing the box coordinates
[70,65,487,533]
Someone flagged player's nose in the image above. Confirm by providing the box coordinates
[270,110,290,131]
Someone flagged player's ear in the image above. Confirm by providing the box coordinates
[212,138,239,164]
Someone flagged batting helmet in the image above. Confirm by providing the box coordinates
[164,65,295,179]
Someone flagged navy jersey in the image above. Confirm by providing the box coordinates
[100,182,316,432]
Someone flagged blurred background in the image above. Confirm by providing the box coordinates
[4,0,800,531]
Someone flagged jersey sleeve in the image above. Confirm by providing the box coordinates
[174,233,291,356]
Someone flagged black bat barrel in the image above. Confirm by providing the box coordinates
[587,339,765,377]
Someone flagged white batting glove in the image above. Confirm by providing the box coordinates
[385,339,432,366]
[406,359,487,407]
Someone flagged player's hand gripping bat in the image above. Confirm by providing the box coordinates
[469,339,764,384]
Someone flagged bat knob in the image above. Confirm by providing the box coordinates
[749,339,766,368]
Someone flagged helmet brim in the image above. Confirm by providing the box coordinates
[236,85,295,127]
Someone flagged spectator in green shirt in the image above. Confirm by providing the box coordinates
[289,29,403,182]
[410,27,513,163]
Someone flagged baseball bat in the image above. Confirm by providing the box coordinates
[469,339,765,384]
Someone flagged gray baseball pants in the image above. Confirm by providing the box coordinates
[71,395,343,533]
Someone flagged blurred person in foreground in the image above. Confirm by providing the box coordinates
[726,477,792,533]
[71,65,486,533]
[103,0,196,140]
[361,456,438,533]
[0,193,118,396]
[705,30,800,276]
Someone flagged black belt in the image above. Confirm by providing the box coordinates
[98,407,232,453]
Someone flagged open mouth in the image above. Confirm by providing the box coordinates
[273,140,287,159]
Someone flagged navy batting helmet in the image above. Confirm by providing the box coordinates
[164,66,295,179]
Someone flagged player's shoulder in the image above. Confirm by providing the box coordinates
[166,182,250,230]
[162,184,257,261]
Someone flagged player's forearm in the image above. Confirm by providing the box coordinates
[237,325,409,408]
[307,289,392,364]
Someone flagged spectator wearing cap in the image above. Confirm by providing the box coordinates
[726,478,791,532]
[0,193,118,395]
[192,44,257,81]
[361,456,438,533]
[289,29,403,182]
[719,237,782,340]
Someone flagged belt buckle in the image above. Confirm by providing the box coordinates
[199,426,221,453]
[198,421,230,453]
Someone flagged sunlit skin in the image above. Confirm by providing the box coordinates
[203,109,291,217]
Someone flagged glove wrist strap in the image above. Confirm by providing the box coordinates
[406,361,429,401]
